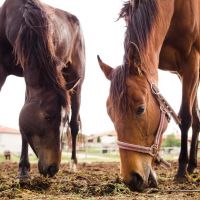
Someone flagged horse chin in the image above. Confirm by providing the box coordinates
[148,168,158,188]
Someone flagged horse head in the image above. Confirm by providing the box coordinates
[19,79,79,177]
[98,42,168,191]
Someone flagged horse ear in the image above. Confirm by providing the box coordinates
[65,77,81,91]
[127,42,142,75]
[97,55,113,80]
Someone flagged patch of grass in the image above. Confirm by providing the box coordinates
[2,147,198,164]
[0,153,37,163]
[0,150,120,164]
[0,154,19,162]
[62,151,120,163]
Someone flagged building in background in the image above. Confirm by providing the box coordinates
[0,125,21,153]
[87,130,116,144]
[87,130,117,153]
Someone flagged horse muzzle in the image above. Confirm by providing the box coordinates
[125,172,147,192]
[38,162,59,177]
[124,167,158,192]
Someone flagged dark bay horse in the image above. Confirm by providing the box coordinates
[98,0,200,191]
[0,0,85,178]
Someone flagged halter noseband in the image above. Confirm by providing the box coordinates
[117,75,181,168]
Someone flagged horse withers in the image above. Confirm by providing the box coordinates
[0,0,85,178]
[98,0,200,191]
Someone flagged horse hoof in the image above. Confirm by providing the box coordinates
[69,160,77,172]
[16,173,31,181]
[174,173,190,183]
[187,165,196,174]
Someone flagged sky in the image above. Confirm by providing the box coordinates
[0,0,185,135]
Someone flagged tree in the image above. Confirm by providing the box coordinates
[162,133,181,147]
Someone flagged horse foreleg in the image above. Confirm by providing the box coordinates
[17,134,30,179]
[175,49,199,182]
[188,96,200,174]
[69,91,81,172]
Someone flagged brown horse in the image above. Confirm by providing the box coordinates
[98,0,200,191]
[0,0,85,178]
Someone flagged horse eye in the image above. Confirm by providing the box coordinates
[136,105,145,115]
[44,116,51,121]
[44,114,52,121]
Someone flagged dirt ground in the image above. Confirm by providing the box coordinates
[0,161,200,200]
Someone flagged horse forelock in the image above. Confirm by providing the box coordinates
[109,65,130,115]
[14,0,67,106]
[120,0,158,64]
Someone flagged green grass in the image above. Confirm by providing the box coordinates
[61,150,120,163]
[0,153,38,163]
[0,149,120,164]
[1,148,199,164]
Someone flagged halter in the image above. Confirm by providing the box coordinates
[117,74,181,168]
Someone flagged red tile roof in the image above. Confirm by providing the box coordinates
[0,126,20,135]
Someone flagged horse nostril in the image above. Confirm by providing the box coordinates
[126,173,145,192]
[47,164,58,177]
[136,105,145,115]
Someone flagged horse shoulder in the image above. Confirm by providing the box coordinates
[160,1,200,71]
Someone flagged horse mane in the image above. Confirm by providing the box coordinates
[14,0,66,105]
[110,0,158,115]
[120,0,158,63]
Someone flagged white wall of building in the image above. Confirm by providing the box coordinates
[0,134,21,153]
